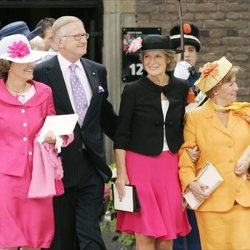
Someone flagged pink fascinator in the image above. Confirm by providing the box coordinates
[127,37,142,54]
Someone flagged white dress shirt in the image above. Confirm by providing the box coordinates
[57,52,93,113]
[161,99,170,151]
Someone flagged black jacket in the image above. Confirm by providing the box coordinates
[34,56,118,185]
[114,72,188,155]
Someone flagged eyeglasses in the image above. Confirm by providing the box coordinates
[63,33,89,41]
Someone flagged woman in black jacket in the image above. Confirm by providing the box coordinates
[114,36,191,250]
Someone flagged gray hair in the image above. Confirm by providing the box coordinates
[51,16,84,50]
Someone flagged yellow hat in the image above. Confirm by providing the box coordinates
[195,56,232,93]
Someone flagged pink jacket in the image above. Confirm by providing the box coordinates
[0,79,55,176]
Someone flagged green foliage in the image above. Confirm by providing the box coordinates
[101,163,135,250]
[118,233,135,250]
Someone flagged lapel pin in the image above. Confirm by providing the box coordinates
[92,72,96,75]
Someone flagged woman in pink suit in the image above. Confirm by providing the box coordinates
[179,56,250,249]
[0,34,57,250]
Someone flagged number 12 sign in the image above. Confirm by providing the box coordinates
[122,27,161,83]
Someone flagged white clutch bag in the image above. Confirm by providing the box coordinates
[112,184,141,212]
[183,162,224,210]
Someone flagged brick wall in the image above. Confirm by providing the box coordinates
[135,0,250,101]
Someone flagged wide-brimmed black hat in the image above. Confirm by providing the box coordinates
[0,21,42,40]
[141,35,171,51]
[170,23,201,52]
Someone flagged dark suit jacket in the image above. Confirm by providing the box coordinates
[34,56,117,186]
[114,72,189,155]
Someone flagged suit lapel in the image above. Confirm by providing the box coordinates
[81,58,99,95]
[81,59,100,126]
[227,111,240,133]
[46,58,101,125]
[202,99,232,137]
[47,58,74,113]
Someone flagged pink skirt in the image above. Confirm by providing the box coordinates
[116,150,191,240]
[0,158,54,248]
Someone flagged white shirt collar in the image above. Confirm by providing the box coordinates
[57,52,84,72]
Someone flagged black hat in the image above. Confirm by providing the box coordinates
[170,23,201,52]
[0,21,42,41]
[141,35,171,51]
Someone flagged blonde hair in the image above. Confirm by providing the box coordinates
[221,66,240,84]
[140,50,176,71]
[206,66,240,98]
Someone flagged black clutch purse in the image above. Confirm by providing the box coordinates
[112,184,141,212]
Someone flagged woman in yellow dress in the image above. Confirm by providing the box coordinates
[179,56,250,250]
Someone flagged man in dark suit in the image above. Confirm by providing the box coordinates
[33,16,117,250]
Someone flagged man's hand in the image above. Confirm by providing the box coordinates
[186,146,200,163]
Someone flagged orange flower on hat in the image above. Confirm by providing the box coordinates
[199,62,218,77]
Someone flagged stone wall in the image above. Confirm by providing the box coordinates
[103,0,250,164]
[134,0,250,101]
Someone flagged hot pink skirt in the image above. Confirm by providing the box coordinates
[0,159,54,248]
[116,150,191,239]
